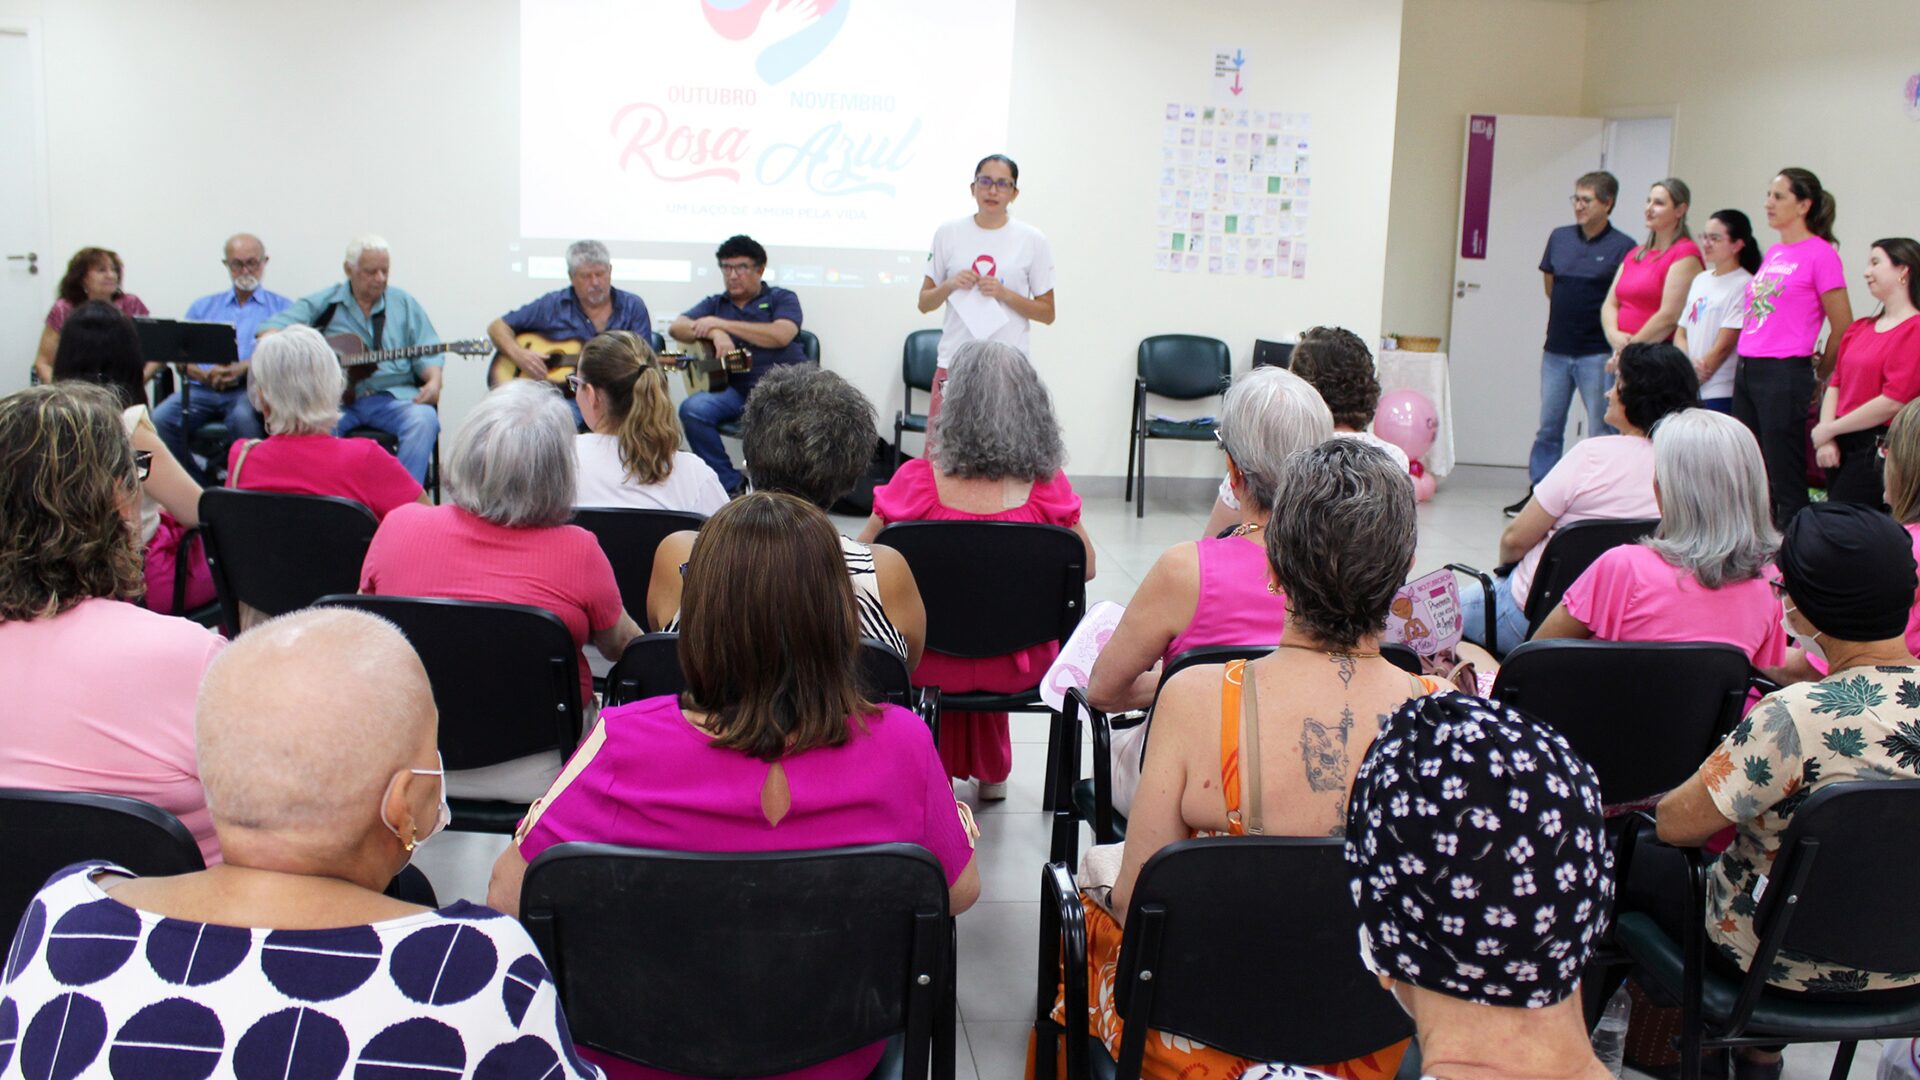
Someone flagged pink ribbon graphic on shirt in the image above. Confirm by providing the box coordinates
[973,255,998,278]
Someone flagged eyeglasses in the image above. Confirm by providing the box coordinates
[1213,428,1226,448]
[222,257,266,271]
[134,450,152,481]
[566,373,582,393]
[718,261,759,276]
[974,176,1017,192]
[1569,195,1599,207]
[1768,578,1789,599]
[1879,433,1890,459]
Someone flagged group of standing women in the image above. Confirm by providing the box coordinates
[1600,166,1918,526]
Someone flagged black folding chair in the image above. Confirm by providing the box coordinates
[199,488,380,637]
[0,789,204,941]
[874,521,1087,808]
[1050,646,1272,866]
[1126,334,1231,518]
[313,594,583,834]
[1615,782,1920,1080]
[1034,838,1412,1080]
[893,328,940,469]
[1448,516,1660,655]
[716,329,821,440]
[521,842,955,1079]
[570,507,705,631]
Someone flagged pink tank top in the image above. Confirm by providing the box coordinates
[1163,535,1289,662]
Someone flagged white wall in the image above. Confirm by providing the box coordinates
[0,0,1406,480]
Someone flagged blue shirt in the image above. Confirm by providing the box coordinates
[183,286,292,364]
[264,282,443,402]
[681,284,806,392]
[1540,222,1636,355]
[501,285,652,346]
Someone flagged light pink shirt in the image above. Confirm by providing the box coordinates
[0,598,226,863]
[1512,435,1659,607]
[1737,236,1846,358]
[1561,543,1787,667]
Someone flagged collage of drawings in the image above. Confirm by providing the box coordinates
[1155,103,1312,278]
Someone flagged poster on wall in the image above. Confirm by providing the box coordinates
[1154,103,1312,277]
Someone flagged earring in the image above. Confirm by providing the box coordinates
[1267,581,1279,594]
[402,827,417,853]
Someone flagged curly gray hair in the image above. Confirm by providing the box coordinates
[566,239,611,274]
[742,366,878,509]
[1218,366,1334,511]
[931,341,1064,481]
[1267,438,1417,650]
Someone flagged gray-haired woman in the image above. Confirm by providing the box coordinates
[859,340,1095,801]
[1534,408,1789,672]
[359,380,640,800]
[229,325,425,518]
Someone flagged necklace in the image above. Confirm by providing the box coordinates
[1231,521,1263,537]
[1275,643,1380,659]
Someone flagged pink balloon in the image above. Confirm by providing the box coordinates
[1413,471,1437,503]
[1374,389,1439,462]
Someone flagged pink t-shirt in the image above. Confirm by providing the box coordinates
[45,294,149,331]
[0,598,226,864]
[517,695,975,1080]
[1163,534,1288,662]
[1905,523,1920,657]
[1561,543,1786,667]
[1737,237,1847,358]
[358,503,623,704]
[1831,316,1920,415]
[1616,239,1702,338]
[1512,435,1659,607]
[229,434,424,520]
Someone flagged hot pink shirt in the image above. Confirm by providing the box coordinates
[229,434,424,519]
[1162,535,1288,662]
[45,294,149,330]
[517,695,974,1080]
[1738,237,1847,358]
[1905,523,1920,657]
[1561,543,1786,667]
[0,598,226,863]
[358,503,623,704]
[1830,316,1920,415]
[1615,239,1702,338]
[1513,435,1659,607]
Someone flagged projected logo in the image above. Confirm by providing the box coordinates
[701,0,850,85]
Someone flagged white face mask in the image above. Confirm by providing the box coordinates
[1782,603,1827,665]
[381,752,451,853]
[1357,926,1417,1021]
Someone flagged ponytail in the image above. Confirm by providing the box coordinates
[1779,167,1838,246]
[1710,210,1763,276]
[577,331,682,486]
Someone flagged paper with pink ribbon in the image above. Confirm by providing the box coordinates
[1383,569,1462,662]
[1041,601,1125,711]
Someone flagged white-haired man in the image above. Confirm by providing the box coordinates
[260,235,445,482]
[488,239,653,424]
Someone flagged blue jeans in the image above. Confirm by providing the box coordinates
[1458,571,1529,655]
[1530,350,1614,484]
[678,386,748,491]
[152,384,262,484]
[336,392,440,483]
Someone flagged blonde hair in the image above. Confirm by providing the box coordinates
[579,331,680,486]
[1888,398,1920,524]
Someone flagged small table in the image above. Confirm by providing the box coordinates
[1378,349,1455,477]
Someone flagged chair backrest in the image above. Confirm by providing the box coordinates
[1491,639,1749,806]
[796,328,821,366]
[1116,837,1413,1066]
[521,842,948,1077]
[1137,334,1231,400]
[0,789,205,940]
[1381,642,1424,676]
[312,594,583,770]
[570,507,705,629]
[1252,339,1294,369]
[903,329,939,394]
[199,488,380,636]
[1757,781,1920,975]
[1521,518,1661,631]
[874,521,1086,659]
[605,632,917,710]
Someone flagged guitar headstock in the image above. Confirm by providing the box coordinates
[447,339,493,357]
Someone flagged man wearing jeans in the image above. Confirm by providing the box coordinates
[1514,171,1636,516]
[670,235,807,493]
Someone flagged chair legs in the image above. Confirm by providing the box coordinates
[1135,431,1147,519]
[1124,388,1141,505]
[1826,1043,1857,1080]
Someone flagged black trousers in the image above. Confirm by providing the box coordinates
[1824,427,1890,510]
[1732,356,1816,529]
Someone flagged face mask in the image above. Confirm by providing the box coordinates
[1357,926,1417,1021]
[232,274,262,292]
[1782,604,1827,666]
[381,752,450,852]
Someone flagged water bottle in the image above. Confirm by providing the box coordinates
[1590,982,1632,1077]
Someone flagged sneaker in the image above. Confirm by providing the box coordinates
[1502,489,1533,518]
[976,780,1009,802]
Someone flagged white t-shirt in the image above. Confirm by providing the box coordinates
[926,215,1056,367]
[1216,431,1410,510]
[1678,267,1752,401]
[573,434,729,514]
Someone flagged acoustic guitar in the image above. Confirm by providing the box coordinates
[488,332,586,396]
[658,340,753,394]
[327,334,490,406]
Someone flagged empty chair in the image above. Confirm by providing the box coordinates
[1126,334,1231,518]
[894,328,940,467]
[0,790,204,940]
[572,508,706,630]
[199,488,379,635]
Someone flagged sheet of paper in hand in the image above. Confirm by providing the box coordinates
[1384,569,1462,662]
[1041,600,1125,711]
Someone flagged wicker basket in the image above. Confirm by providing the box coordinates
[1390,334,1441,353]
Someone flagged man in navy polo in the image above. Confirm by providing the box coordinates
[1513,170,1636,516]
[669,235,807,493]
[488,239,653,425]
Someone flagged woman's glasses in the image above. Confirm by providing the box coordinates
[566,374,582,394]
[974,176,1016,192]
[134,450,152,481]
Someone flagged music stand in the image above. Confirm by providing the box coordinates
[134,318,240,413]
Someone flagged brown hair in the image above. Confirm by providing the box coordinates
[57,247,124,307]
[677,492,874,761]
[1575,171,1619,208]
[1887,398,1920,525]
[1872,237,1920,315]
[578,331,679,485]
[1289,326,1379,431]
[0,383,146,621]
[1778,167,1837,245]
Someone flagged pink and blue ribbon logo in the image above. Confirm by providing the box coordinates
[700,0,850,85]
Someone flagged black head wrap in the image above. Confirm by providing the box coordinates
[1776,502,1918,643]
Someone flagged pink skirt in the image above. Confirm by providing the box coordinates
[914,643,1058,783]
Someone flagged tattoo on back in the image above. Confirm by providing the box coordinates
[1333,652,1358,688]
[1300,706,1354,793]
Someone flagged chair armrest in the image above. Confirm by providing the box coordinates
[1445,562,1499,656]
[1038,862,1090,1080]
[1748,670,1784,698]
[1049,690,1091,863]
[917,687,942,747]
[1079,691,1122,845]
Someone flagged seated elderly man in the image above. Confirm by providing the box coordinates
[0,608,598,1078]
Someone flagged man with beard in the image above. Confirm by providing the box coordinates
[489,239,654,425]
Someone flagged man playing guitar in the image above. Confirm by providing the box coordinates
[487,239,654,424]
[258,235,445,483]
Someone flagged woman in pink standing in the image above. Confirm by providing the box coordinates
[1601,177,1704,359]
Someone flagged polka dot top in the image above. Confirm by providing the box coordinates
[0,861,601,1079]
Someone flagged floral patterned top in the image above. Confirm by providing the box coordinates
[1698,665,1920,992]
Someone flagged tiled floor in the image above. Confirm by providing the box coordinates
[414,464,1890,1079]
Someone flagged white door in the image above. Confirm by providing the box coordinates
[1602,116,1675,240]
[1450,114,1605,467]
[0,26,51,395]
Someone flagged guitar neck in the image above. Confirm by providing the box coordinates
[340,343,451,368]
